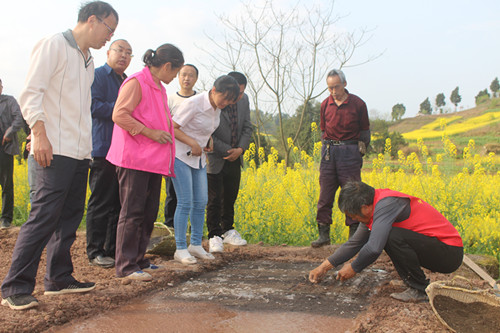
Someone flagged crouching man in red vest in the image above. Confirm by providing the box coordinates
[309,181,463,302]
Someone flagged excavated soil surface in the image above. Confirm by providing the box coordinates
[0,227,496,332]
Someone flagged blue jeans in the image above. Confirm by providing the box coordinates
[171,158,208,249]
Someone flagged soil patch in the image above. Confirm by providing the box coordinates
[55,260,380,333]
[166,260,387,316]
[433,295,500,333]
[0,227,494,332]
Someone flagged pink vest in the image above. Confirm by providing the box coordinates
[367,189,463,247]
[106,67,176,176]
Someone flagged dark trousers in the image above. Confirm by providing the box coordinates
[86,157,120,259]
[115,167,161,277]
[0,150,14,222]
[1,156,89,297]
[163,177,176,228]
[206,160,241,239]
[316,144,362,229]
[384,227,464,291]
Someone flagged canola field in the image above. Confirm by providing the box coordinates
[8,126,500,263]
[403,110,500,140]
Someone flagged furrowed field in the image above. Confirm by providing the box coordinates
[7,123,500,265]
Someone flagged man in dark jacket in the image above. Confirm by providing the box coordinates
[0,78,25,229]
[86,39,132,268]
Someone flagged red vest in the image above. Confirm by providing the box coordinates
[367,189,463,247]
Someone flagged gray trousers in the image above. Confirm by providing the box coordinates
[316,144,362,226]
[1,155,89,297]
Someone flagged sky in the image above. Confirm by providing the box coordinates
[1,0,499,119]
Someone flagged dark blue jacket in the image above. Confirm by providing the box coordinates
[91,63,126,157]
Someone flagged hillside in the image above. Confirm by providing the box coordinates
[388,102,500,148]
[389,105,489,134]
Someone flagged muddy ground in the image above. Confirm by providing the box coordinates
[0,227,495,333]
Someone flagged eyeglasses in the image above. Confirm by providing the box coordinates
[97,16,114,37]
[110,48,134,57]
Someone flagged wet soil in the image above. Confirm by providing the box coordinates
[433,295,500,333]
[54,260,372,333]
[0,227,495,332]
[166,260,387,316]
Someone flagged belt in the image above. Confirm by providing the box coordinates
[323,139,358,146]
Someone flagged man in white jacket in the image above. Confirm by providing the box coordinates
[1,1,118,311]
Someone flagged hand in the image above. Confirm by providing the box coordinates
[148,129,172,144]
[204,137,214,153]
[32,122,53,167]
[26,134,32,152]
[190,143,203,156]
[336,263,356,281]
[223,148,244,162]
[358,141,366,156]
[309,259,333,283]
[2,135,11,146]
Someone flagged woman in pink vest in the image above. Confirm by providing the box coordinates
[107,44,184,281]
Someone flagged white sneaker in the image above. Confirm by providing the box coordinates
[209,236,224,253]
[223,229,247,246]
[125,271,153,281]
[174,249,197,265]
[188,245,215,260]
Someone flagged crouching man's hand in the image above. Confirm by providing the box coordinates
[337,263,356,281]
[309,259,334,283]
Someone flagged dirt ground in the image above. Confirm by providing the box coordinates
[0,227,496,333]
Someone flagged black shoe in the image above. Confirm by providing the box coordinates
[311,224,331,248]
[390,287,428,302]
[0,219,12,229]
[44,281,96,295]
[89,255,115,268]
[1,294,39,310]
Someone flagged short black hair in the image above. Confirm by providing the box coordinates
[338,181,375,215]
[183,64,199,77]
[228,71,247,86]
[78,1,118,23]
[213,75,240,103]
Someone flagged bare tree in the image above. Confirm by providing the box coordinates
[202,0,378,165]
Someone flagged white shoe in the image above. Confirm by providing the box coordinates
[174,249,197,265]
[209,236,224,253]
[188,244,215,260]
[223,229,247,246]
[125,271,153,281]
